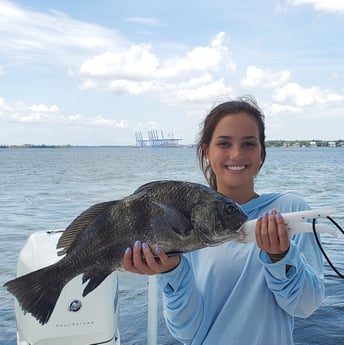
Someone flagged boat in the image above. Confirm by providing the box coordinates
[13,230,120,345]
[13,230,160,345]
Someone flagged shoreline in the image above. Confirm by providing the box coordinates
[1,140,344,149]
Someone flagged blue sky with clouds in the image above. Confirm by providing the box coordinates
[0,0,343,145]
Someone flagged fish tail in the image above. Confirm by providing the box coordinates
[4,265,64,325]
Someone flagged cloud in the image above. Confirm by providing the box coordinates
[124,17,161,25]
[175,78,232,104]
[288,0,344,14]
[29,104,59,113]
[272,82,344,110]
[0,97,129,128]
[78,32,235,106]
[241,65,291,88]
[161,32,236,77]
[79,44,159,80]
[0,0,125,65]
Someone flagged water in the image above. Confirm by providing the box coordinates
[0,147,343,344]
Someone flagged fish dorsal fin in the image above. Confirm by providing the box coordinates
[153,202,192,236]
[134,180,167,194]
[56,200,117,256]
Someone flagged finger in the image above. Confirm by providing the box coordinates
[155,248,181,272]
[141,242,163,272]
[122,247,132,270]
[132,241,155,275]
[258,212,270,248]
[267,209,280,252]
[275,213,290,252]
[123,247,142,274]
[255,215,264,248]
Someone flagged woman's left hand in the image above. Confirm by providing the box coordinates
[255,209,290,262]
[123,241,180,275]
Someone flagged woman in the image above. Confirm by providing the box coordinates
[123,96,324,345]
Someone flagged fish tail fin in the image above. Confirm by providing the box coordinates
[4,266,64,325]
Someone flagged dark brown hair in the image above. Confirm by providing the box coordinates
[196,95,266,190]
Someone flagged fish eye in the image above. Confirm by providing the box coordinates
[225,204,237,214]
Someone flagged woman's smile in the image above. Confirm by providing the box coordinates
[225,164,247,172]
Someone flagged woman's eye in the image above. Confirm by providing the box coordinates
[217,141,230,147]
[243,142,257,147]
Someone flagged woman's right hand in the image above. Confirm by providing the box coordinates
[123,241,180,275]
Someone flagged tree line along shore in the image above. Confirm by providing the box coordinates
[0,140,343,149]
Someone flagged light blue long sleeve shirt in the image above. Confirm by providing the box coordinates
[157,193,325,345]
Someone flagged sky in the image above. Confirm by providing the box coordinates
[0,0,343,145]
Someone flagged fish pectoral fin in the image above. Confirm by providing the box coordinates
[57,200,118,256]
[153,202,192,236]
[82,270,111,297]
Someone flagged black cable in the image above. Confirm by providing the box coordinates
[312,217,344,279]
[327,216,344,236]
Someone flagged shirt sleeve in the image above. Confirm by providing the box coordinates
[156,255,203,343]
[259,195,325,318]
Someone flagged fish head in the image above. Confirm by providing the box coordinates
[191,192,248,246]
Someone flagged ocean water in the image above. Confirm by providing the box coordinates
[0,147,343,345]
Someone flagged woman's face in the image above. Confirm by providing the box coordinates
[204,112,263,197]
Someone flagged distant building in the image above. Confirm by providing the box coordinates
[328,141,336,148]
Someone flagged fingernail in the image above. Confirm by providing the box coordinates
[263,212,268,219]
[269,209,274,215]
[276,213,282,219]
[142,242,147,249]
[125,247,131,254]
[135,240,140,247]
[156,248,161,255]
[257,215,262,222]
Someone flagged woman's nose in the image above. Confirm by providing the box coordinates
[229,145,243,160]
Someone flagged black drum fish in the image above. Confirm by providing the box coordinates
[4,180,247,325]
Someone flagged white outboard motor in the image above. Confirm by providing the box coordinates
[14,230,120,345]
